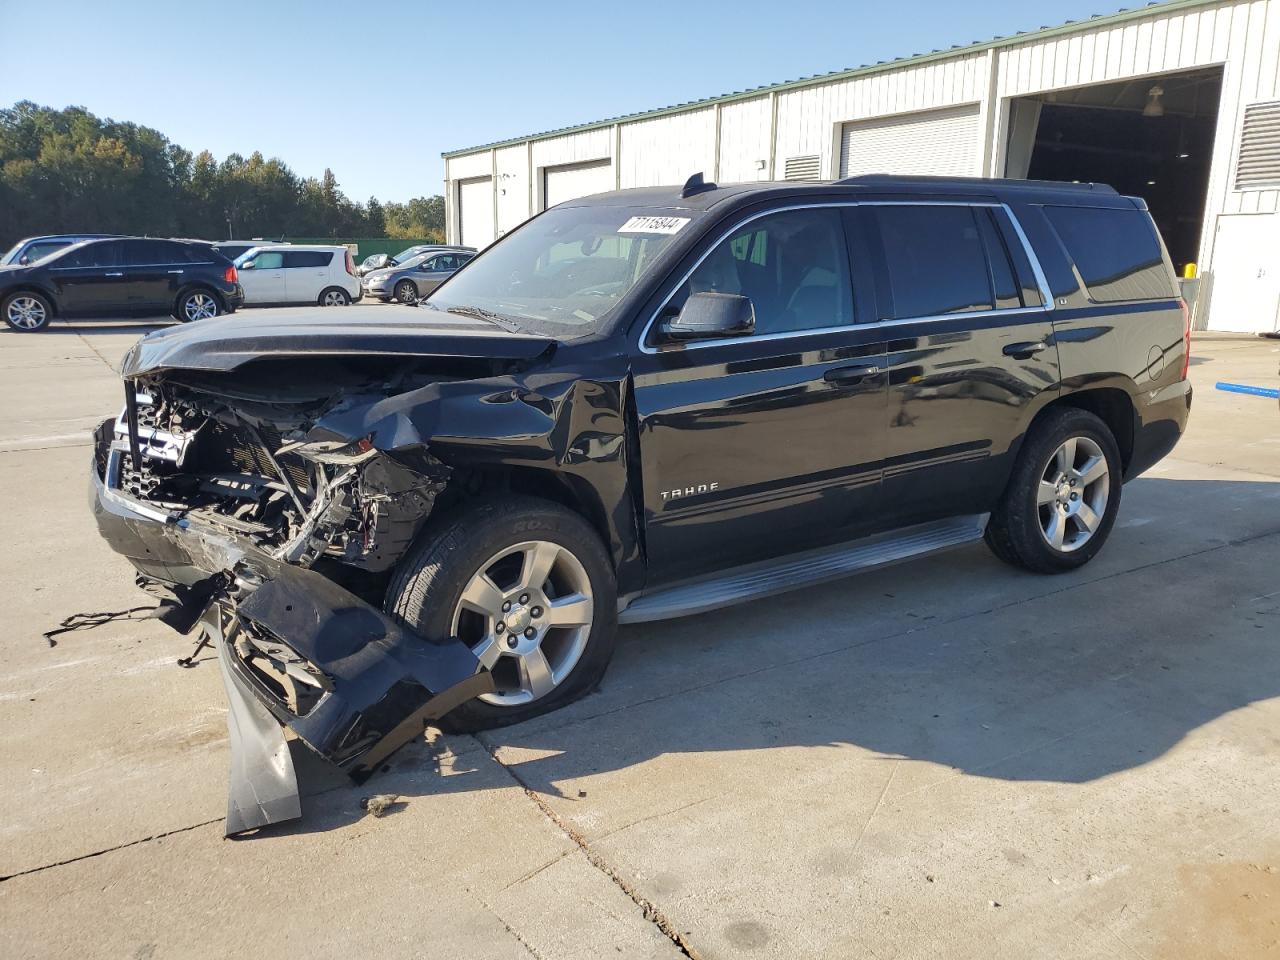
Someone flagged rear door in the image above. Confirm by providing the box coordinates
[864,201,1059,526]
[46,241,128,315]
[117,239,182,313]
[284,250,334,303]
[238,250,288,303]
[632,205,889,584]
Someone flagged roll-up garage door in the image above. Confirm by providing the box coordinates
[458,177,494,249]
[543,160,614,209]
[839,104,981,178]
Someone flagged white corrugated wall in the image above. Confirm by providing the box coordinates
[444,0,1278,330]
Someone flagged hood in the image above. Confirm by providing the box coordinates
[120,304,555,377]
[364,267,396,281]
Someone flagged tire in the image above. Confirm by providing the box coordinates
[985,407,1123,574]
[394,280,418,305]
[174,288,221,323]
[385,496,618,731]
[3,291,53,332]
[319,287,351,306]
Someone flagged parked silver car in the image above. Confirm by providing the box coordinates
[361,249,476,303]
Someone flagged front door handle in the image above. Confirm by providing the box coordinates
[104,272,124,277]
[824,363,881,385]
[1003,341,1050,359]
[167,269,184,274]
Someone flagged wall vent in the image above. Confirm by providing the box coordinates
[783,155,821,181]
[1235,100,1280,189]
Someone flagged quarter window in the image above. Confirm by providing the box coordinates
[1043,205,1174,302]
[674,207,854,336]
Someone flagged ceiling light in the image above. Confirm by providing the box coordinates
[1143,84,1165,117]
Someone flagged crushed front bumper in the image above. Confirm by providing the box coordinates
[90,422,492,834]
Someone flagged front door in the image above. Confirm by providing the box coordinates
[632,206,888,585]
[863,202,1061,525]
[238,250,288,303]
[47,240,129,315]
[415,253,461,296]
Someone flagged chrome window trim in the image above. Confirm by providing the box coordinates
[637,199,1055,355]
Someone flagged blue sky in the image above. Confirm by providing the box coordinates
[2,0,1132,202]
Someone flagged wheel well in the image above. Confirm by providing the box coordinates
[3,287,57,317]
[436,467,613,553]
[175,284,221,309]
[1038,388,1136,471]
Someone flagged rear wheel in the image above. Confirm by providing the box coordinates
[319,287,350,306]
[3,292,52,332]
[985,407,1122,573]
[394,280,418,305]
[175,289,221,322]
[385,497,617,731]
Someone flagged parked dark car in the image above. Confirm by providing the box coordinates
[90,175,1191,831]
[1,233,122,266]
[1,237,243,331]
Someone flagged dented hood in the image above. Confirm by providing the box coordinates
[119,304,554,377]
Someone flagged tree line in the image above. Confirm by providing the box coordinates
[0,101,445,248]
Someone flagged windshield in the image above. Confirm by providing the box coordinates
[391,245,425,264]
[426,206,693,337]
[1,242,23,264]
[397,253,430,269]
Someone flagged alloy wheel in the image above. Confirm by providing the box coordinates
[451,540,594,706]
[183,292,218,321]
[1037,435,1110,552]
[395,281,417,304]
[322,289,348,306]
[6,296,47,330]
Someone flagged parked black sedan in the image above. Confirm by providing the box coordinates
[1,237,244,332]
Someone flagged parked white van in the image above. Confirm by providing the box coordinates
[233,245,361,306]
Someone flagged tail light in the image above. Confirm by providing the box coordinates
[224,265,238,284]
[345,251,356,276]
[1179,297,1191,380]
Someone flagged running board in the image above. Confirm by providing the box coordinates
[618,514,988,624]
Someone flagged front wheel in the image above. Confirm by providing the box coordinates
[394,280,418,305]
[319,287,351,306]
[175,289,221,322]
[985,407,1122,573]
[385,497,618,731]
[3,292,52,332]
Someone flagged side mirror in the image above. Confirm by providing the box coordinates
[18,255,30,265]
[240,260,255,270]
[659,292,755,342]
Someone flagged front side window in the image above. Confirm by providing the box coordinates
[427,205,693,337]
[59,241,121,268]
[245,251,284,269]
[23,241,73,263]
[1043,205,1175,302]
[669,207,854,336]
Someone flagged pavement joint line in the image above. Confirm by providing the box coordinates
[0,816,224,883]
[500,523,1280,745]
[474,732,704,960]
[480,901,546,959]
[852,760,899,851]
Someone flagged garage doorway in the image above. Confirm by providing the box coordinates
[1006,66,1224,274]
[542,159,614,210]
[457,176,495,250]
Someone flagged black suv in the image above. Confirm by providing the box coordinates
[90,175,1191,831]
[1,237,243,331]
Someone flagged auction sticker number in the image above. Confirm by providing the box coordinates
[618,216,690,235]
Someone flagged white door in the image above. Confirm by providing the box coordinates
[1206,214,1280,333]
[458,177,495,249]
[543,160,614,209]
[839,104,981,178]
[237,250,288,303]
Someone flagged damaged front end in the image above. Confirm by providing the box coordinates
[90,345,535,834]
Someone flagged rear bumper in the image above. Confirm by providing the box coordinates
[90,422,492,832]
[1126,379,1193,480]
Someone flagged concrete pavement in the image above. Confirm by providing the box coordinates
[1,316,1277,958]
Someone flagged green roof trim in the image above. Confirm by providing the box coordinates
[442,0,1219,160]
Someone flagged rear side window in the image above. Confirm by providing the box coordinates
[1043,206,1174,302]
[870,206,998,318]
[283,251,333,268]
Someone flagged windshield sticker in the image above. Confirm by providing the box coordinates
[618,216,690,235]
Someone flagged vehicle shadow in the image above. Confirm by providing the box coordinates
[255,475,1280,836]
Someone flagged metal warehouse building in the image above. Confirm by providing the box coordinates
[443,0,1280,333]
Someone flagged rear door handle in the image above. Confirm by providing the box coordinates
[104,272,124,277]
[1003,341,1050,359]
[167,269,184,274]
[824,363,881,385]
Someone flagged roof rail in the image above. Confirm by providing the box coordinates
[835,174,1118,194]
